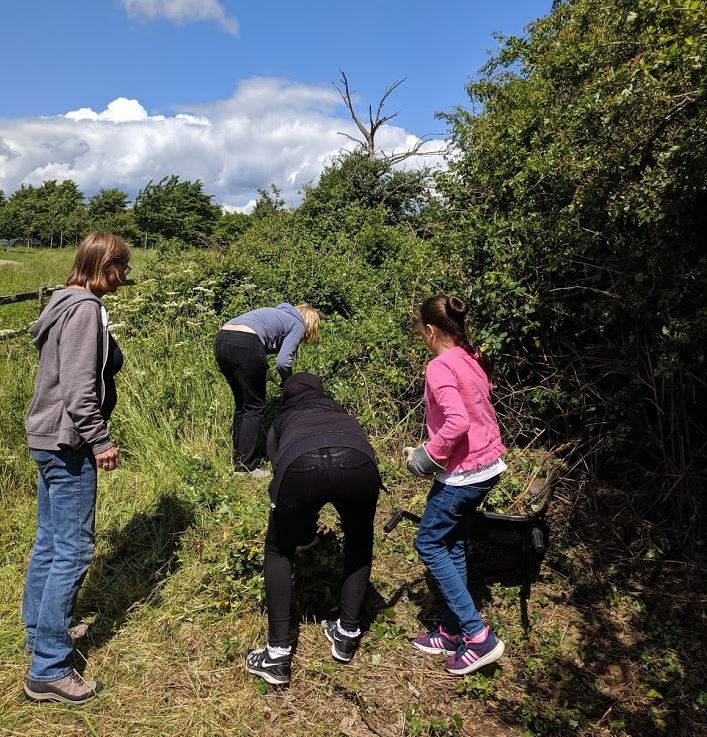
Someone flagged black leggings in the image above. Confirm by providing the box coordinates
[264,447,380,647]
[214,330,267,471]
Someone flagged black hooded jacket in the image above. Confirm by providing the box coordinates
[266,373,381,505]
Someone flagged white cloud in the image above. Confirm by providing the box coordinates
[0,78,447,210]
[66,98,149,123]
[120,0,238,35]
[224,199,256,215]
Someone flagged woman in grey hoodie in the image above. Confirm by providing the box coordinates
[22,232,131,705]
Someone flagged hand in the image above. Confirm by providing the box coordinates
[94,446,119,472]
[404,444,447,478]
[277,365,292,388]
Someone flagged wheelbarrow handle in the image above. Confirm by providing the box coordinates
[384,509,422,533]
[531,526,545,555]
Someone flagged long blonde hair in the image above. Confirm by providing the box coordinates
[296,304,320,344]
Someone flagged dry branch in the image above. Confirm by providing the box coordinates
[333,71,447,165]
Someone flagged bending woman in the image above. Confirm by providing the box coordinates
[405,295,507,676]
[246,373,381,686]
[214,303,319,477]
[23,232,131,704]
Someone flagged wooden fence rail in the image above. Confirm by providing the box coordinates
[0,286,61,340]
[0,286,63,306]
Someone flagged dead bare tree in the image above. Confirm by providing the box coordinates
[333,70,447,166]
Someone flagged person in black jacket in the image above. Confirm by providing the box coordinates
[246,373,381,686]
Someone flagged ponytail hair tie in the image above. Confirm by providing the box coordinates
[446,296,468,319]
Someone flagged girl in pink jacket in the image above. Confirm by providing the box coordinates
[405,295,506,675]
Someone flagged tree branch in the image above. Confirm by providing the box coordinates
[334,71,373,147]
[334,71,445,165]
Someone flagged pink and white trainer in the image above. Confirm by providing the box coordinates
[413,626,461,656]
[444,626,505,675]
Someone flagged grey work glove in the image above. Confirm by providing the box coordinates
[403,445,447,478]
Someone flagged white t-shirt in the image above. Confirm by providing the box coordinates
[436,457,507,487]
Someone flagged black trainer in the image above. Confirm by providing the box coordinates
[246,647,291,685]
[323,620,358,663]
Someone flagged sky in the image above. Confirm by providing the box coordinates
[0,0,551,211]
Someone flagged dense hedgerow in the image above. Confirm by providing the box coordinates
[434,0,707,529]
[111,190,441,443]
[116,34,707,529]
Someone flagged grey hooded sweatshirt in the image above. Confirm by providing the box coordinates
[25,288,113,454]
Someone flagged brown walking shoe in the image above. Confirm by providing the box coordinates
[24,668,103,704]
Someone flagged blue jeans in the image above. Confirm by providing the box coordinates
[22,447,97,682]
[415,476,499,636]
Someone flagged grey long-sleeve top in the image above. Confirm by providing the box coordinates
[225,303,305,376]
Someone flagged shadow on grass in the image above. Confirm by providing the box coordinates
[382,487,706,736]
[291,527,345,620]
[387,519,546,630]
[483,491,707,737]
[287,524,410,653]
[74,493,195,654]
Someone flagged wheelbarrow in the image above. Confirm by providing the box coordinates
[383,458,559,628]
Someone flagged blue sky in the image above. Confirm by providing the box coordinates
[0,0,551,208]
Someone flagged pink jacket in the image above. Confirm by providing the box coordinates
[424,346,506,473]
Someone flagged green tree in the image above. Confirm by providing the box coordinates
[252,185,285,220]
[86,188,141,244]
[212,210,252,246]
[2,185,44,242]
[88,188,129,219]
[0,190,6,239]
[133,175,220,247]
[2,180,86,246]
[301,152,428,225]
[297,152,430,264]
[47,180,86,246]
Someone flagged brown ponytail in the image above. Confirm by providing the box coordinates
[415,295,493,378]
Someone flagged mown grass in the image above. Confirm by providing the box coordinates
[0,250,704,737]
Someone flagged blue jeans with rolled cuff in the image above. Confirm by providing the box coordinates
[22,446,97,682]
[415,476,500,637]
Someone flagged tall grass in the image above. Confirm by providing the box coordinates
[0,266,277,734]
